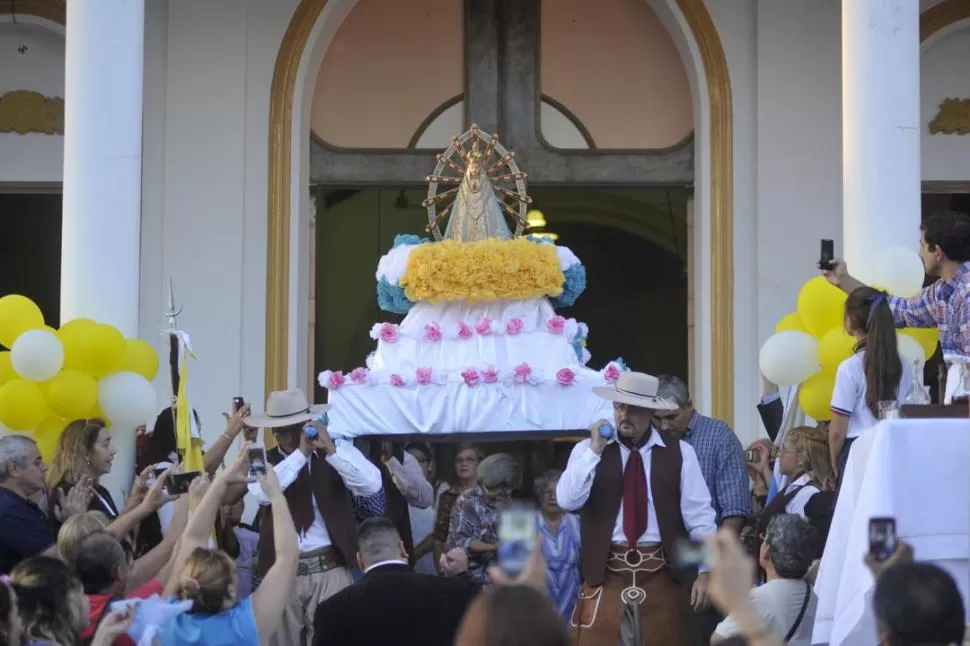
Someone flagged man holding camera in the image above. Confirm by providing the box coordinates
[556,371,717,646]
[241,389,385,646]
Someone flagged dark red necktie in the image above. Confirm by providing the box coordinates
[622,444,649,548]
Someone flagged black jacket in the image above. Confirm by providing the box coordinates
[757,394,784,442]
[312,563,476,646]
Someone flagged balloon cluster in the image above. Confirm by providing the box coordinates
[758,248,939,421]
[0,295,159,459]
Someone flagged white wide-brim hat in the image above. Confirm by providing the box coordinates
[592,372,678,411]
[244,388,330,429]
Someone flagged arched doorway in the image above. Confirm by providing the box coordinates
[265,0,735,423]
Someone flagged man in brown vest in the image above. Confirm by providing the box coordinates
[242,389,385,646]
[557,372,717,646]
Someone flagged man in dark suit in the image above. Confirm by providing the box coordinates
[312,516,477,646]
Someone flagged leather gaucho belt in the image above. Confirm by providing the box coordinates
[607,543,667,573]
[296,546,345,575]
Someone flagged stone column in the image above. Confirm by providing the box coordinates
[61,0,146,500]
[841,0,921,283]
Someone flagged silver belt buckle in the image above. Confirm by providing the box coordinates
[624,548,643,567]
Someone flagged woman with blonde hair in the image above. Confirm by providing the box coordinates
[10,555,89,645]
[56,510,110,565]
[159,448,298,645]
[47,419,120,528]
[753,426,832,564]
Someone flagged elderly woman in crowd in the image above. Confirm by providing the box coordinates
[445,453,521,589]
[533,469,580,621]
[434,444,483,571]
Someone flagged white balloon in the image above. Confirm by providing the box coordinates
[873,247,925,297]
[98,371,157,429]
[10,329,64,382]
[896,332,926,367]
[759,331,820,387]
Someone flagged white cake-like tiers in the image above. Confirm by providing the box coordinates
[322,298,618,436]
[371,299,581,372]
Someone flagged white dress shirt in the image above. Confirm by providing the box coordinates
[556,433,717,546]
[248,439,382,554]
[385,451,434,509]
[778,473,820,519]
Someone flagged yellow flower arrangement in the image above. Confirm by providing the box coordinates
[401,238,565,303]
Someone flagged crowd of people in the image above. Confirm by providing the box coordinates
[0,210,965,645]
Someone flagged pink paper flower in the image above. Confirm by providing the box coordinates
[349,367,371,385]
[475,316,493,336]
[512,363,533,385]
[482,365,499,384]
[505,318,524,336]
[416,367,433,385]
[546,316,567,334]
[458,321,474,339]
[390,374,406,387]
[603,363,621,384]
[424,322,442,342]
[318,370,345,390]
[556,368,576,386]
[379,322,399,343]
[461,368,481,387]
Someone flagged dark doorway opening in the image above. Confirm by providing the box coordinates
[0,192,62,334]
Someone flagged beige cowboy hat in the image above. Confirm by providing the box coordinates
[592,372,678,411]
[243,388,330,429]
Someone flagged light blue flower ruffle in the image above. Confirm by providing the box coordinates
[377,277,414,314]
[551,263,586,308]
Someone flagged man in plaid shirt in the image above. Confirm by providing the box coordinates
[824,211,970,361]
[653,374,751,646]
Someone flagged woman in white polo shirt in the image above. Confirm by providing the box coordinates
[829,287,911,495]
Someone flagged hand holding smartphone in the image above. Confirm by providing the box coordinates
[820,238,835,271]
[868,517,897,562]
[497,502,536,577]
[247,444,268,482]
[168,471,200,495]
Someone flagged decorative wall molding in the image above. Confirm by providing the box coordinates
[0,90,64,135]
[929,98,970,135]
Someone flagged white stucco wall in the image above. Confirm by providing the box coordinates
[0,20,64,183]
[752,0,843,426]
[139,0,298,445]
[921,23,970,182]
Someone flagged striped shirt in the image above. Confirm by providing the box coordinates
[889,260,970,356]
[680,411,752,523]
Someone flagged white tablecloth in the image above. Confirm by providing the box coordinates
[812,419,970,645]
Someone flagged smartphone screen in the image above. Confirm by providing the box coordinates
[869,517,897,562]
[248,444,267,482]
[820,238,835,270]
[498,502,536,576]
[232,397,245,413]
[168,471,200,495]
[673,537,710,570]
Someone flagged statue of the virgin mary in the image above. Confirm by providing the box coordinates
[442,139,512,242]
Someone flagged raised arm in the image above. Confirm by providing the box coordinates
[252,466,299,644]
[163,449,249,597]
[555,439,602,512]
[385,451,434,508]
[203,404,258,475]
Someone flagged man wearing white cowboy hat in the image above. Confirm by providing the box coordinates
[557,371,717,646]
[241,389,384,646]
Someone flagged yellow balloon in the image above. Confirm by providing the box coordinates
[799,372,836,421]
[797,276,847,338]
[0,379,48,431]
[58,319,98,372]
[122,339,160,381]
[0,352,16,387]
[59,320,125,377]
[46,369,98,420]
[900,327,939,359]
[32,416,66,462]
[818,328,857,375]
[88,400,110,425]
[0,295,44,349]
[775,312,806,334]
